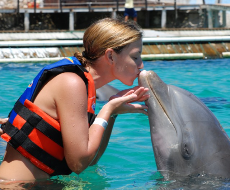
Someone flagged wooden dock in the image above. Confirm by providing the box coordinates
[0,29,230,62]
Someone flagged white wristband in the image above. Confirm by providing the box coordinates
[93,118,108,130]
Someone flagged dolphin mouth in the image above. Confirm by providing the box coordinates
[139,70,176,132]
[139,70,167,113]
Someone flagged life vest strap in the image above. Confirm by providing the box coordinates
[88,112,96,126]
[12,100,63,146]
[2,120,71,175]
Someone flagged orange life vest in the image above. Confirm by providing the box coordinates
[1,57,96,176]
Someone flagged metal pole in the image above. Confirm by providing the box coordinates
[145,0,148,10]
[116,0,119,11]
[174,0,177,19]
[34,0,36,13]
[17,0,19,13]
[60,0,62,12]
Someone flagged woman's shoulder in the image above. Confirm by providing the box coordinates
[54,72,86,88]
[48,72,88,100]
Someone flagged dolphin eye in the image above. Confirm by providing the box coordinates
[182,143,193,159]
[183,144,190,157]
[181,126,194,159]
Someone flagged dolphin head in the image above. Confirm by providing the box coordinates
[138,70,230,178]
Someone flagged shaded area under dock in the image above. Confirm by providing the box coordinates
[1,2,230,31]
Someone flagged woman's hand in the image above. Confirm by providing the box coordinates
[0,118,8,135]
[110,86,149,102]
[108,86,149,116]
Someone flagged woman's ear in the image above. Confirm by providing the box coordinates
[105,48,114,64]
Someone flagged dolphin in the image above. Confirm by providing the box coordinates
[96,84,119,101]
[138,70,230,179]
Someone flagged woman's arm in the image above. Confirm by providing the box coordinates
[53,73,149,174]
[90,86,149,165]
[54,73,106,174]
[89,116,116,166]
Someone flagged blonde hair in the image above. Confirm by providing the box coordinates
[74,17,142,67]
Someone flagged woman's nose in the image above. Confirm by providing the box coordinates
[138,61,144,69]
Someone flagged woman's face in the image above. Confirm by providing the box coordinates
[112,39,144,86]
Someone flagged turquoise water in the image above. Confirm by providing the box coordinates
[0,59,230,189]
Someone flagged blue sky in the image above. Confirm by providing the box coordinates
[190,0,230,3]
[206,0,229,3]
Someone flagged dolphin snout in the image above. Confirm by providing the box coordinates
[139,70,151,78]
[138,70,154,87]
[138,70,148,87]
[139,70,147,76]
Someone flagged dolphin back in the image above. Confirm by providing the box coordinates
[96,84,119,101]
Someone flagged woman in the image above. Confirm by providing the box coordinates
[0,17,149,181]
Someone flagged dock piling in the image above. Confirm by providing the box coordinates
[24,11,29,32]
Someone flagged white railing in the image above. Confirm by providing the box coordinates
[0,0,209,10]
